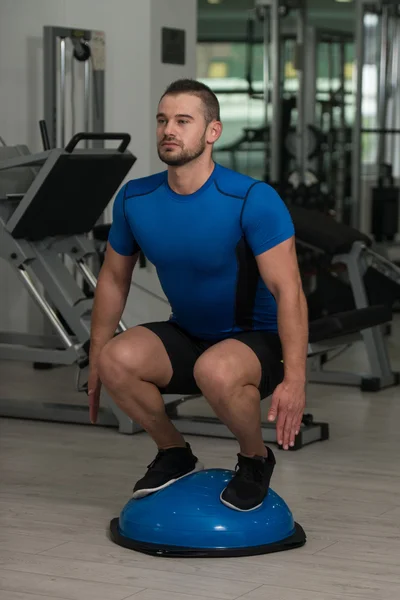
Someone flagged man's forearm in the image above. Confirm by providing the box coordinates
[89,271,130,370]
[276,285,308,383]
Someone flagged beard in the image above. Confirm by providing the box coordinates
[158,134,207,167]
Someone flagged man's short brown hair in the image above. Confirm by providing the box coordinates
[161,78,220,123]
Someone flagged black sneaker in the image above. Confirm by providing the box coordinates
[220,447,276,511]
[132,443,203,499]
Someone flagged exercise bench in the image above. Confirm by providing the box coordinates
[290,205,400,391]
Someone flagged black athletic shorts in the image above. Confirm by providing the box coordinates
[141,321,284,399]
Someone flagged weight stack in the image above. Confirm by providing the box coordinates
[371,185,399,242]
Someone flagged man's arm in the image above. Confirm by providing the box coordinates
[88,244,138,424]
[256,237,308,449]
[240,182,308,449]
[88,182,140,423]
[89,244,138,372]
[256,236,308,385]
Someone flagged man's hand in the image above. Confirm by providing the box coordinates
[267,380,306,450]
[88,369,102,425]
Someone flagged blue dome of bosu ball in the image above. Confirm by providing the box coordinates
[109,469,306,558]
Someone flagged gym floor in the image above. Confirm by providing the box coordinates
[1,318,400,600]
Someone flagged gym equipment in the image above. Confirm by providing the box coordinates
[44,26,105,149]
[0,137,394,443]
[291,205,400,390]
[215,125,268,174]
[255,0,308,185]
[274,178,335,215]
[239,6,353,188]
[110,468,306,558]
[0,132,139,433]
[371,161,399,242]
[314,30,353,222]
[352,1,400,233]
[214,121,321,185]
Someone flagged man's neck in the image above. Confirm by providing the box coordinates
[168,157,215,196]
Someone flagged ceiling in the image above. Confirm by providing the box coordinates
[197,0,355,40]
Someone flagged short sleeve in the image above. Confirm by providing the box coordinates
[107,185,139,256]
[241,182,295,256]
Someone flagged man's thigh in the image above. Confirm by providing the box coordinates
[140,321,206,395]
[196,331,284,399]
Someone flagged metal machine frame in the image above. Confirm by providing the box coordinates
[313,28,354,222]
[43,26,105,149]
[255,0,308,183]
[304,238,399,390]
[0,136,138,434]
[352,0,400,231]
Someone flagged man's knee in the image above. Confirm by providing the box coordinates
[97,326,173,391]
[193,353,238,398]
[98,336,141,389]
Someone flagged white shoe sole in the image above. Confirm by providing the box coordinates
[132,461,204,499]
[220,491,263,512]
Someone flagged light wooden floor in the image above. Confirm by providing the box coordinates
[1,321,400,600]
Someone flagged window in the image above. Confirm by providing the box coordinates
[197,38,357,177]
[197,42,266,179]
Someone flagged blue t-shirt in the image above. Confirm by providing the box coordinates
[108,163,294,340]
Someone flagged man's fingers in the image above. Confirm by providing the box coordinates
[289,410,303,447]
[89,404,99,424]
[283,412,295,450]
[276,408,287,447]
[290,420,298,447]
[268,393,280,422]
[87,372,102,425]
[88,391,100,425]
[295,412,303,436]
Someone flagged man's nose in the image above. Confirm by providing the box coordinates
[164,121,176,137]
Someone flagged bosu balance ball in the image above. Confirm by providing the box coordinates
[110,468,306,558]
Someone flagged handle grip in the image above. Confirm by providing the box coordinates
[39,120,51,150]
[65,132,131,153]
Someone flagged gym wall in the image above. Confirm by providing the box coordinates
[0,0,197,333]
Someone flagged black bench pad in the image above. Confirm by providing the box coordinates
[309,305,392,344]
[289,205,372,255]
[93,223,112,241]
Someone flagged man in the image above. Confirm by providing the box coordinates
[88,79,308,512]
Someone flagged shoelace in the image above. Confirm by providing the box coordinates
[146,450,166,470]
[235,458,265,484]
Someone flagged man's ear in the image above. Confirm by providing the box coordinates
[207,120,223,145]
